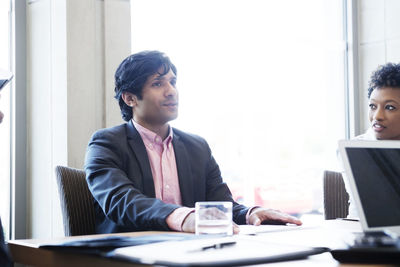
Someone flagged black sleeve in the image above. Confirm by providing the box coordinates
[84,129,180,231]
[0,218,12,267]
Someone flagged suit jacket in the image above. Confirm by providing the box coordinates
[0,218,11,267]
[85,121,249,233]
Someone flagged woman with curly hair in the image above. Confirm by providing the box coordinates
[356,62,400,140]
[344,63,400,219]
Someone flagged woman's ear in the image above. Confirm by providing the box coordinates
[121,92,137,107]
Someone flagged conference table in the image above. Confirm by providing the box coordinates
[7,219,396,267]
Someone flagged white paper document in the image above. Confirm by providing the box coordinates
[239,224,315,235]
[111,235,328,266]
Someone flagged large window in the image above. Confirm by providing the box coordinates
[0,0,11,239]
[131,0,346,215]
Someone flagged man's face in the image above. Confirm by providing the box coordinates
[368,87,400,140]
[133,69,178,127]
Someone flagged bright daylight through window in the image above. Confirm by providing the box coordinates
[131,0,346,217]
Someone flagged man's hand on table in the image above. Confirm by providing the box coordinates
[248,208,302,226]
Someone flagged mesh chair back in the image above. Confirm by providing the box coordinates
[55,166,96,236]
[323,170,349,219]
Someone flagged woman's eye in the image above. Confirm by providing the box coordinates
[170,78,177,86]
[386,105,396,111]
[152,82,161,87]
[368,103,376,110]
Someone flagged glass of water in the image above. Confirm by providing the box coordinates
[195,201,233,235]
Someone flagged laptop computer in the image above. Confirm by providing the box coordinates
[339,140,400,235]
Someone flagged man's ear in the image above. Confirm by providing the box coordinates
[121,92,137,107]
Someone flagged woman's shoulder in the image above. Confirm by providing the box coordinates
[353,128,376,140]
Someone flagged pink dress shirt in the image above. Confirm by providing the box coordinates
[132,120,193,231]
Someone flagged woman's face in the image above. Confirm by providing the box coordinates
[369,87,400,140]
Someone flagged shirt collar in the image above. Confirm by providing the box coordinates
[132,119,174,146]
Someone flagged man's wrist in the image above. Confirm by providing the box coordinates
[181,210,195,232]
[166,207,195,232]
[246,206,262,224]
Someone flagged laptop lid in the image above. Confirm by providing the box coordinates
[339,140,400,234]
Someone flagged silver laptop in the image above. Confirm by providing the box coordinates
[339,140,400,235]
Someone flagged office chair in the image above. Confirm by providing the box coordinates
[323,170,349,220]
[55,165,96,236]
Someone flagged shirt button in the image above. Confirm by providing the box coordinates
[165,184,170,189]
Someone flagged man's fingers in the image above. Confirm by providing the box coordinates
[283,214,302,225]
[252,218,261,226]
[274,212,302,225]
[233,222,240,234]
[250,208,302,226]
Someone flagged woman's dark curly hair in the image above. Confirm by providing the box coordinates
[368,62,400,98]
[114,50,177,121]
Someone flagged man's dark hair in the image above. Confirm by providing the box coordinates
[368,62,400,98]
[114,50,177,121]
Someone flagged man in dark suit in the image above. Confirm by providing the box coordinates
[85,51,301,234]
[0,218,11,267]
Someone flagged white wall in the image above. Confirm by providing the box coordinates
[27,0,62,238]
[357,0,400,132]
[26,0,130,238]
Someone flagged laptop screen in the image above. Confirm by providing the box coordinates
[345,147,400,227]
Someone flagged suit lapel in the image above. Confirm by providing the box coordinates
[126,121,156,197]
[172,132,195,206]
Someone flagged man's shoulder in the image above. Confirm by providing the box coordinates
[173,128,206,143]
[91,123,128,141]
[173,128,205,141]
